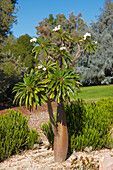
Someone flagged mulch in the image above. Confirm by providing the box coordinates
[0,102,57,116]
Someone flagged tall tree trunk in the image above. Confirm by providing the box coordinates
[47,97,57,136]
[54,99,68,162]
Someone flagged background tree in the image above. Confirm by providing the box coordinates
[35,12,88,63]
[75,0,113,85]
[0,52,26,105]
[0,34,36,105]
[1,34,35,72]
[36,12,88,38]
[0,0,18,50]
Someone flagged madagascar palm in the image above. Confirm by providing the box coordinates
[13,70,47,111]
[48,62,80,102]
[13,25,97,163]
[53,29,72,44]
[32,36,51,59]
[46,62,81,162]
[52,46,72,64]
[36,59,56,78]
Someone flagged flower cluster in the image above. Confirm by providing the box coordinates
[94,40,97,44]
[38,65,42,69]
[60,46,66,51]
[53,25,61,32]
[83,32,91,40]
[30,37,37,43]
[38,65,46,71]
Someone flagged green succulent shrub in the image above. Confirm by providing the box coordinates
[65,98,86,151]
[96,97,113,123]
[41,98,113,152]
[40,112,57,148]
[70,101,112,151]
[0,109,39,162]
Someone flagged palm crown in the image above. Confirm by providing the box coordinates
[13,70,47,111]
[47,62,81,103]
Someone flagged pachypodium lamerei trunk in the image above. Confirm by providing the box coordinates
[47,97,68,162]
[47,97,58,136]
[54,99,68,162]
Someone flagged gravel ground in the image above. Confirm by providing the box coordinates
[0,103,113,169]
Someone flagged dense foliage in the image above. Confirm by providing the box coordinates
[1,34,35,71]
[0,0,18,50]
[0,34,35,105]
[96,97,113,123]
[0,109,39,162]
[40,113,56,147]
[70,100,112,151]
[41,98,113,152]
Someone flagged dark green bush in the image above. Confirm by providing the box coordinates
[70,102,112,151]
[65,99,86,151]
[40,113,56,147]
[41,98,113,152]
[0,109,39,162]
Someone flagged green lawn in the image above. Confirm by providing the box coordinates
[77,85,113,101]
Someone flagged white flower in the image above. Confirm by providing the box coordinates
[94,41,97,44]
[60,46,66,51]
[43,67,46,71]
[83,32,91,40]
[58,25,61,29]
[30,38,37,43]
[38,65,42,69]
[53,25,61,31]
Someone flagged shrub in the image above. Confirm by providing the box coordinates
[41,98,113,152]
[96,97,113,123]
[0,109,39,162]
[65,99,86,151]
[70,102,112,151]
[40,112,56,148]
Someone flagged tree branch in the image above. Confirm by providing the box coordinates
[72,43,86,65]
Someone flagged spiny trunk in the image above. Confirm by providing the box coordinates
[54,99,68,162]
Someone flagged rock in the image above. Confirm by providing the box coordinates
[102,152,113,170]
[38,137,43,144]
[33,143,40,150]
[84,146,93,153]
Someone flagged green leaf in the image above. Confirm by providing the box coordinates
[25,95,29,109]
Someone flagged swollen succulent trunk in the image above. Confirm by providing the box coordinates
[47,97,68,162]
[54,100,68,162]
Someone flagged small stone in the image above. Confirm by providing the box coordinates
[84,146,93,153]
[38,138,43,144]
[33,144,40,150]
[89,146,93,152]
[84,146,89,152]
